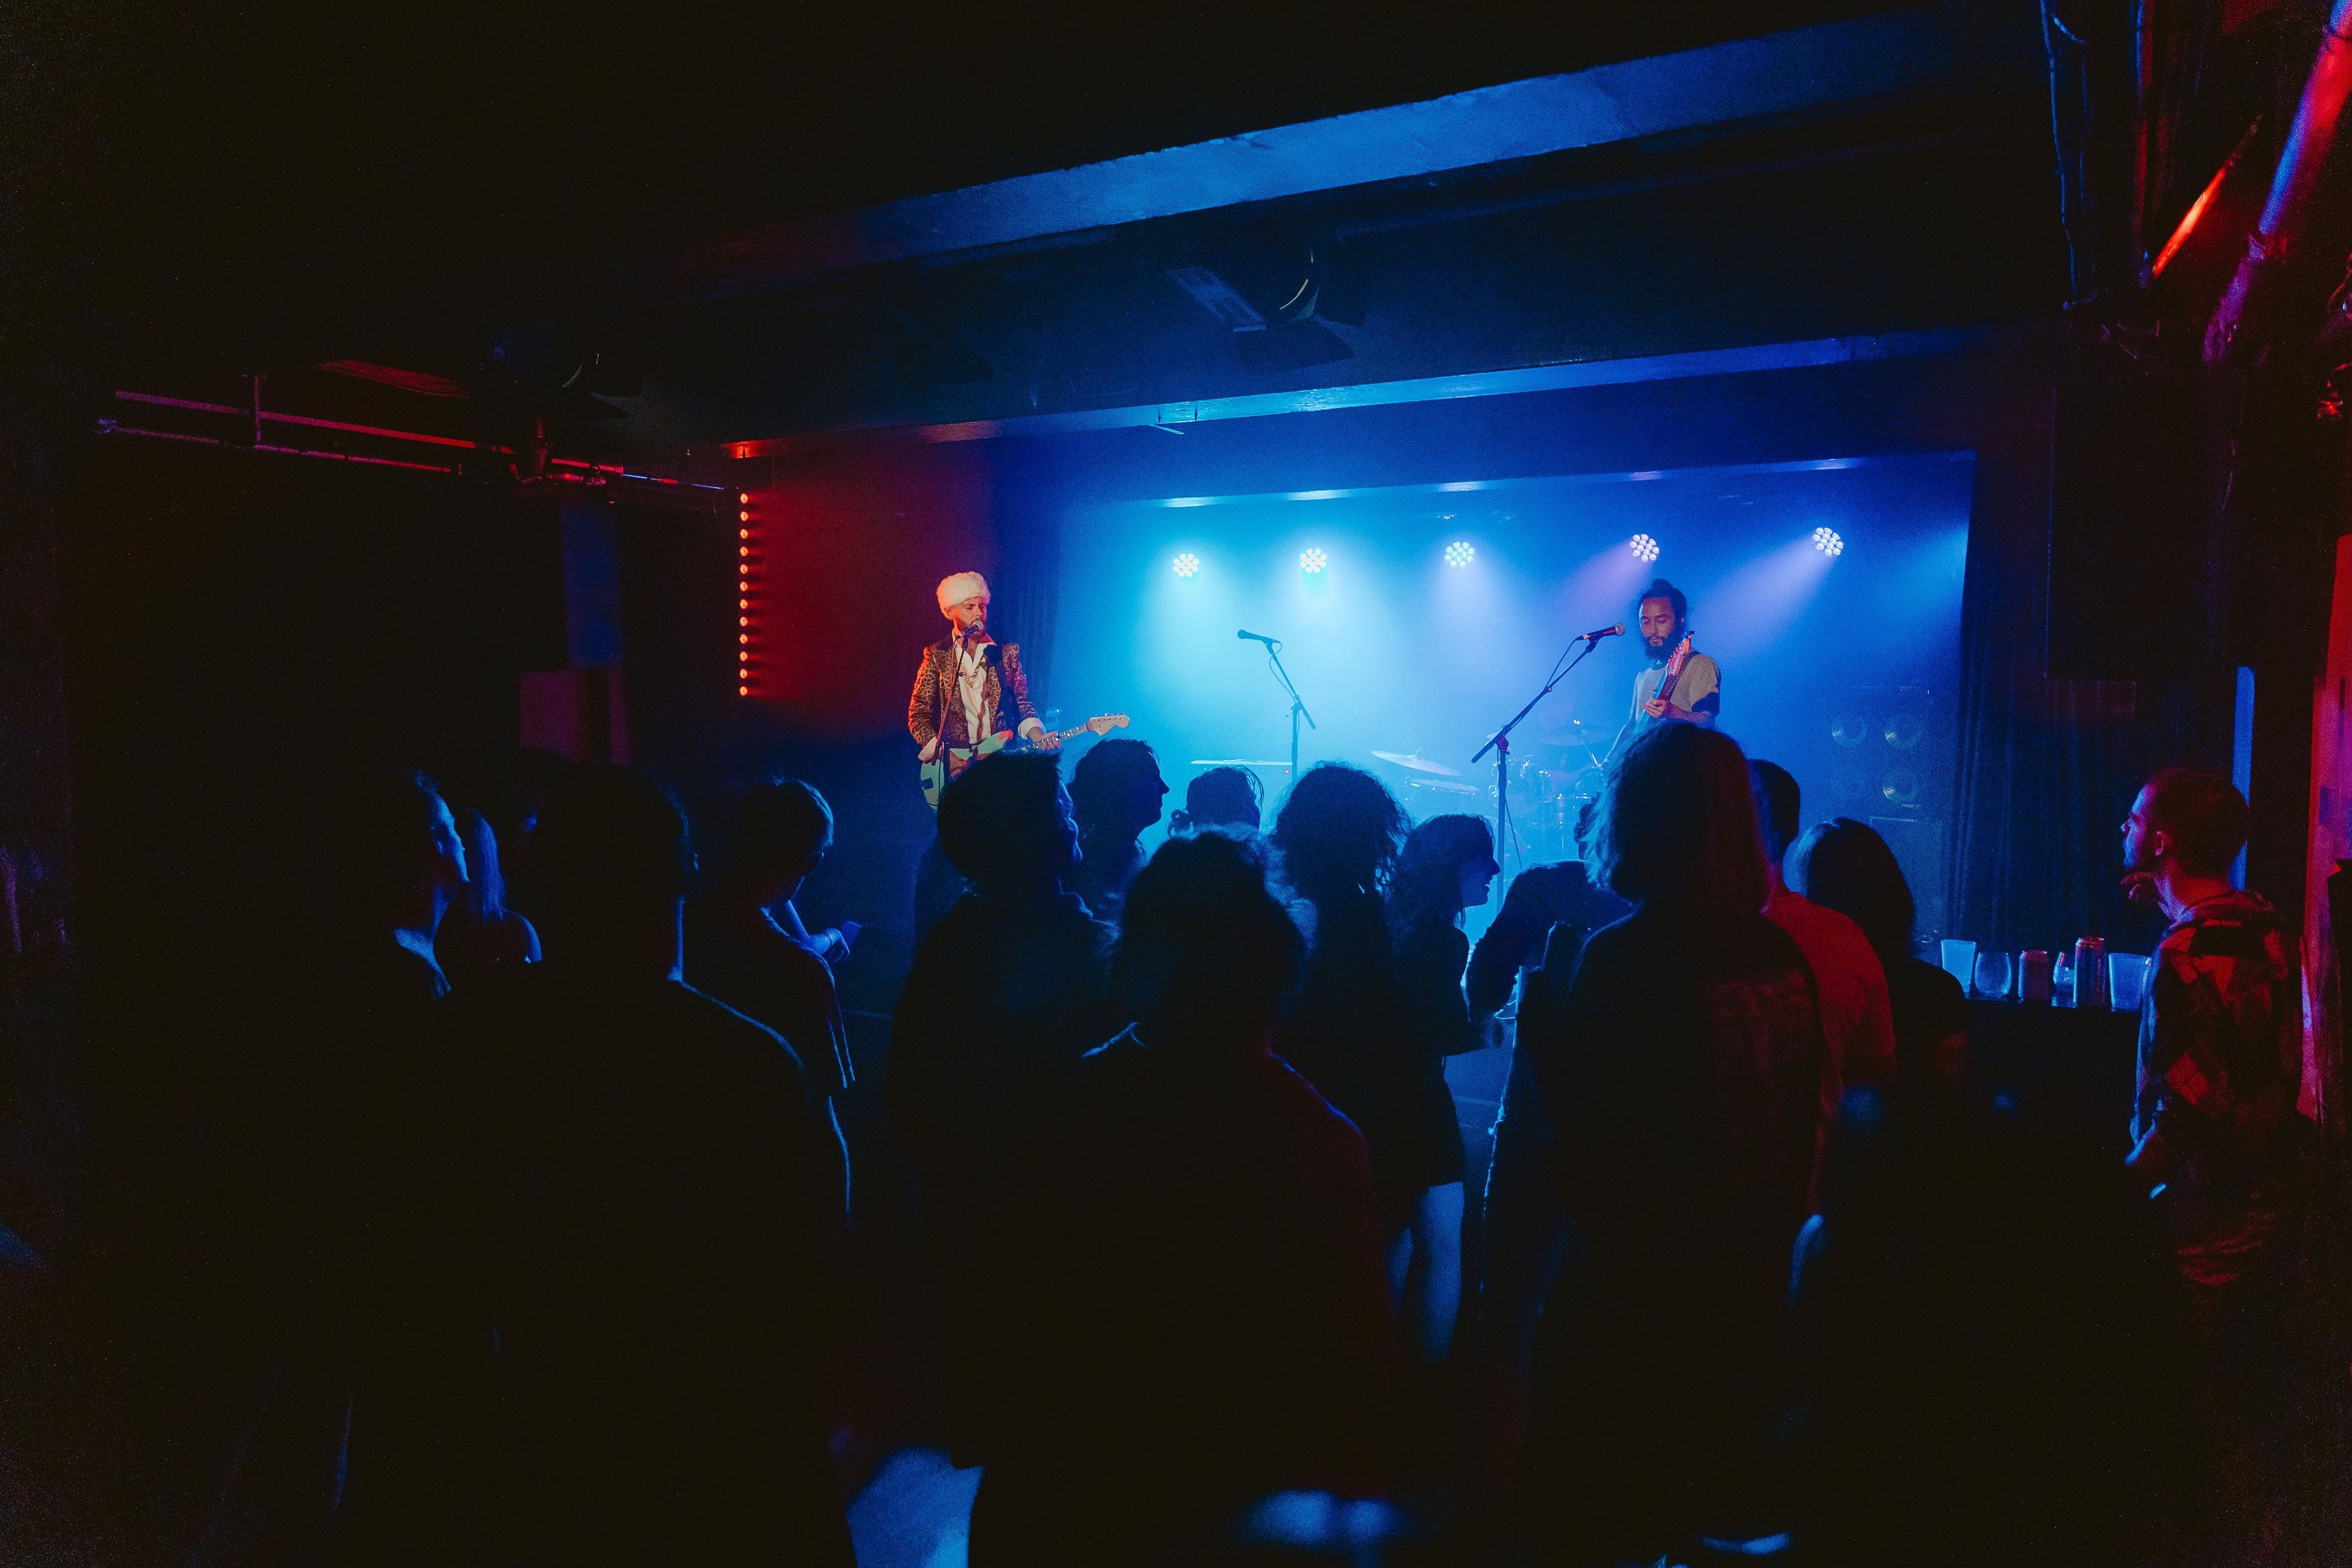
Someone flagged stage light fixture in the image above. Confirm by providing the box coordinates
[1172,552,1200,578]
[1444,541,1475,567]
[738,492,750,503]
[1630,533,1660,563]
[1299,548,1327,574]
[1812,527,1845,557]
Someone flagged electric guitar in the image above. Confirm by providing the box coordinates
[1643,633,1695,723]
[919,714,1130,809]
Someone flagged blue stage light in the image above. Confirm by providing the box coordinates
[1444,541,1475,567]
[1172,551,1200,578]
[1630,533,1660,563]
[1299,548,1328,574]
[1812,526,1845,557]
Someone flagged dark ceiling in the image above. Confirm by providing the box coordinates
[8,3,1934,366]
[8,0,2066,457]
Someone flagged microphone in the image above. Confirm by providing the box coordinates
[1236,629,1281,646]
[1580,624,1626,642]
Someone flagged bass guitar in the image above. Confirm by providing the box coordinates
[920,713,1129,809]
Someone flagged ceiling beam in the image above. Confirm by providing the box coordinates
[723,326,1992,456]
[660,1,2035,303]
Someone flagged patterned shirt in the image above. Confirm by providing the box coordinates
[2133,890,2305,1277]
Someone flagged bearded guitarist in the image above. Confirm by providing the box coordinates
[1630,577,1721,730]
[908,568,1057,780]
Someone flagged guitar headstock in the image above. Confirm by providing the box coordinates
[1085,714,1130,736]
[1665,635,1693,674]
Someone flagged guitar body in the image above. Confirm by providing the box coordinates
[919,714,1129,809]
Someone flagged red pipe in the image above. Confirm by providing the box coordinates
[108,389,725,492]
[2207,0,2352,362]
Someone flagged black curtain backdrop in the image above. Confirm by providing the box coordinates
[983,439,1067,720]
[1950,345,2233,959]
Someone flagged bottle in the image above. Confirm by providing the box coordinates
[2071,937,2108,1010]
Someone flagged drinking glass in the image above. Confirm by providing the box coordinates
[2107,952,2154,1012]
[1939,938,1978,994]
[1973,951,2015,1001]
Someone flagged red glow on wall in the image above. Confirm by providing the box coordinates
[737,443,998,739]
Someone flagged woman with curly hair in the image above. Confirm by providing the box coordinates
[1271,764,1463,1363]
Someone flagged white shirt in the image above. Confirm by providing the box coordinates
[948,633,1044,748]
[956,636,992,744]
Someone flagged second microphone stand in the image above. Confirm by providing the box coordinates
[1473,631,1610,877]
[1260,639,1316,781]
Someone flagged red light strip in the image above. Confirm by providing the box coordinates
[737,489,756,698]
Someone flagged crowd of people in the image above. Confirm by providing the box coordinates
[1,714,2326,1567]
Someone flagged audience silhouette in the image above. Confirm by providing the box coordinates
[1788,818,1969,1085]
[1065,736,1169,924]
[1385,814,1498,1367]
[1517,722,1825,1564]
[685,778,857,1098]
[1271,766,1470,1369]
[424,766,854,1564]
[887,752,1115,1490]
[14,720,2303,1568]
[434,804,541,987]
[1751,760,1895,1182]
[986,831,1400,1566]
[1170,764,1264,837]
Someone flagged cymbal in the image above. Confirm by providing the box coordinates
[1408,778,1479,796]
[1188,759,1292,768]
[1372,750,1462,777]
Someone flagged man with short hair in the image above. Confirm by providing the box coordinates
[1751,761,1898,1130]
[2122,769,2307,1264]
[1630,578,1720,730]
[2121,767,2311,1558]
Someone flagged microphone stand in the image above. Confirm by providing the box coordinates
[1256,639,1316,782]
[1474,631,1609,878]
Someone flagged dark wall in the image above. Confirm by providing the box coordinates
[52,440,556,1257]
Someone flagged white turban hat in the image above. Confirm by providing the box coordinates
[936,570,990,609]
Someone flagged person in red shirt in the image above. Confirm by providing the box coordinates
[2120,768,2315,1561]
[1752,760,1897,1185]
